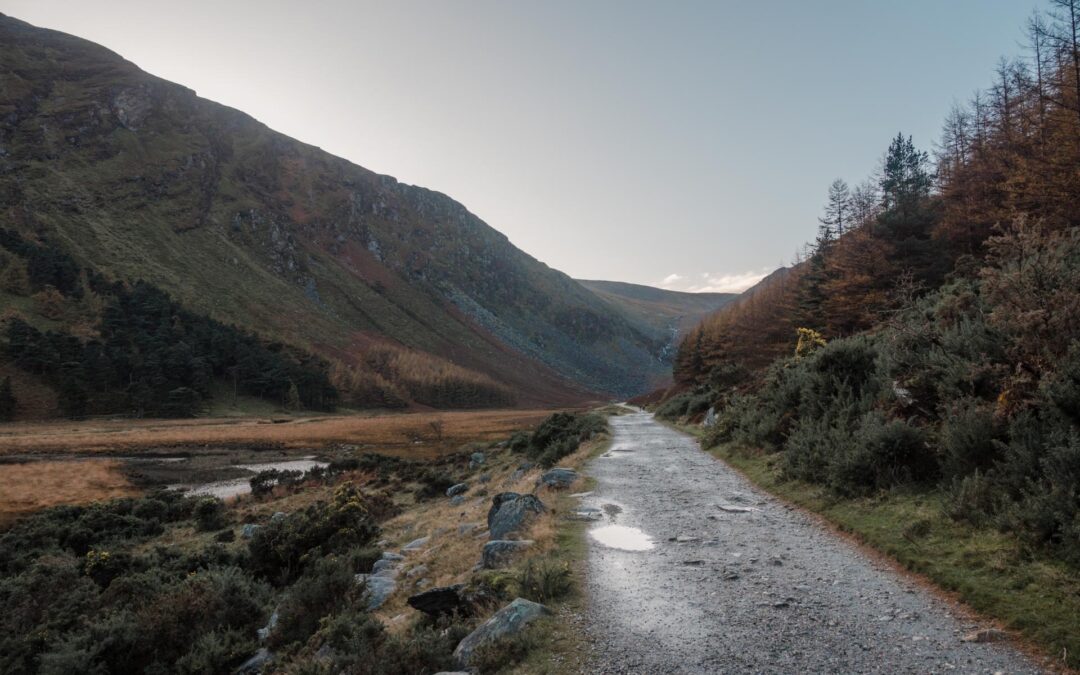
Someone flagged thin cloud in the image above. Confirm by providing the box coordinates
[658,268,771,294]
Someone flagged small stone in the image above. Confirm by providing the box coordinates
[446,483,468,497]
[540,467,579,489]
[241,523,261,539]
[402,536,430,553]
[961,628,1007,643]
[270,511,287,523]
[450,495,465,506]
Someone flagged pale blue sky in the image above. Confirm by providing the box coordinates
[4,1,1040,291]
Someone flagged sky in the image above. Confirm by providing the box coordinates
[3,0,1041,292]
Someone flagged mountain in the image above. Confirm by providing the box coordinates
[0,13,671,417]
[576,280,734,376]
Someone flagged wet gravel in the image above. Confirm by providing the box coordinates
[579,411,1043,674]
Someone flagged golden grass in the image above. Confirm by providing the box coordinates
[0,409,555,456]
[0,459,138,524]
[370,432,605,631]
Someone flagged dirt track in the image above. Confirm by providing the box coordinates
[580,411,1041,674]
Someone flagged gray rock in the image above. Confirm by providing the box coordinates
[450,495,465,506]
[482,540,534,569]
[270,511,287,523]
[236,648,273,674]
[381,551,405,562]
[469,452,486,469]
[356,573,397,610]
[372,558,400,574]
[479,473,492,483]
[487,492,546,540]
[540,467,579,489]
[407,564,429,578]
[510,469,525,482]
[458,523,479,535]
[241,523,261,539]
[453,598,551,667]
[518,461,534,470]
[446,483,468,497]
[402,536,430,553]
[703,406,717,427]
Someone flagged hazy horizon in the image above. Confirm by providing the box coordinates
[3,0,1039,292]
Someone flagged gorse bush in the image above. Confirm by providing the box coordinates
[704,222,1080,563]
[514,412,606,468]
[248,483,379,584]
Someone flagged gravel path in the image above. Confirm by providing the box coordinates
[579,411,1042,674]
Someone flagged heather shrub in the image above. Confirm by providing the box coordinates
[248,483,379,584]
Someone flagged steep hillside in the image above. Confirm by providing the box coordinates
[577,280,733,372]
[0,13,668,416]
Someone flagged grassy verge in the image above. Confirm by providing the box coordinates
[710,442,1080,671]
[510,438,608,674]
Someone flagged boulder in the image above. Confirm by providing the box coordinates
[702,407,717,427]
[540,467,578,489]
[482,540,534,569]
[241,523,261,539]
[469,452,486,469]
[407,583,469,617]
[487,493,546,540]
[446,483,468,497]
[452,598,550,667]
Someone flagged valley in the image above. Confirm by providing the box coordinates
[2,1,1080,673]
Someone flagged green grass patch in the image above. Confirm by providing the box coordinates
[711,443,1080,669]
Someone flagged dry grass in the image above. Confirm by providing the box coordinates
[370,432,605,630]
[0,459,138,525]
[0,409,557,456]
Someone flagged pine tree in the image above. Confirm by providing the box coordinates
[819,179,852,239]
[880,133,932,212]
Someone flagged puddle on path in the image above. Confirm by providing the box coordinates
[590,524,655,551]
[170,457,327,499]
